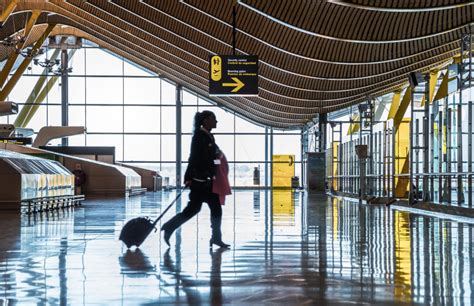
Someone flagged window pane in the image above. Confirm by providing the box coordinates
[69,77,85,104]
[86,106,123,132]
[124,135,160,161]
[9,76,39,103]
[69,134,86,146]
[161,106,176,133]
[85,48,123,75]
[235,135,265,161]
[182,106,198,134]
[124,106,160,133]
[47,105,61,126]
[161,80,176,104]
[124,60,153,76]
[6,109,18,126]
[161,135,176,161]
[235,115,264,133]
[86,134,123,161]
[69,105,86,126]
[274,134,301,161]
[235,162,265,187]
[181,135,192,161]
[214,135,234,161]
[124,77,160,104]
[198,97,213,106]
[211,107,234,133]
[26,105,47,131]
[160,162,176,185]
[70,48,85,76]
[86,77,123,104]
[183,90,197,105]
[227,163,236,187]
[45,77,61,104]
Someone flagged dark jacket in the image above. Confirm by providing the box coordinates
[184,128,219,182]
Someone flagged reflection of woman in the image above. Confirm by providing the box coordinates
[162,249,202,304]
[161,111,230,248]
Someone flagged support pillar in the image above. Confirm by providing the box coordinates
[61,49,69,146]
[422,73,430,201]
[318,113,327,152]
[176,85,182,189]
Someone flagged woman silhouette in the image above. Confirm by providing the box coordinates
[161,111,230,249]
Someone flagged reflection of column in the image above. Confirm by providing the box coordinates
[175,191,182,254]
[264,188,273,264]
[469,227,474,300]
[423,218,432,303]
[310,194,328,297]
[331,197,338,242]
[59,238,68,305]
[272,189,295,225]
[210,248,226,305]
[253,190,260,216]
[394,211,412,302]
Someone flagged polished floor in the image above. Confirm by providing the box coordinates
[0,190,473,305]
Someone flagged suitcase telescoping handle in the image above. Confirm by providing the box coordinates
[152,189,185,227]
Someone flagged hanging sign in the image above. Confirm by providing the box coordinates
[209,55,258,96]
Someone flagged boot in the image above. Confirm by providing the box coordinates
[210,218,230,249]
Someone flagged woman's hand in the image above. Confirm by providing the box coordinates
[184,180,193,187]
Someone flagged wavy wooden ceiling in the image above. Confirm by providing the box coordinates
[0,0,473,128]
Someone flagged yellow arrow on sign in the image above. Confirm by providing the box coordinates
[223,77,244,92]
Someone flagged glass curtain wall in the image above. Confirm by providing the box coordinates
[1,42,302,187]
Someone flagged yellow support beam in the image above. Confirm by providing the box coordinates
[394,152,410,197]
[347,114,359,135]
[432,71,449,102]
[21,10,42,46]
[0,10,42,88]
[394,119,411,198]
[393,87,412,132]
[0,0,18,25]
[0,24,55,101]
[0,50,19,89]
[14,48,62,127]
[420,70,438,106]
[388,91,401,120]
[429,70,438,103]
[22,76,59,127]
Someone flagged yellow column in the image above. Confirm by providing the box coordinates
[0,9,41,89]
[0,23,56,101]
[387,91,401,120]
[347,114,360,135]
[22,76,59,127]
[0,0,18,25]
[14,48,62,127]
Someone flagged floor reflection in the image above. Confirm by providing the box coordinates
[0,191,472,305]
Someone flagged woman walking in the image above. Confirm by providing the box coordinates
[161,110,230,248]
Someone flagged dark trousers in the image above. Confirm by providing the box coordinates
[162,182,223,241]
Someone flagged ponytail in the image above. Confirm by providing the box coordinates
[193,110,215,133]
